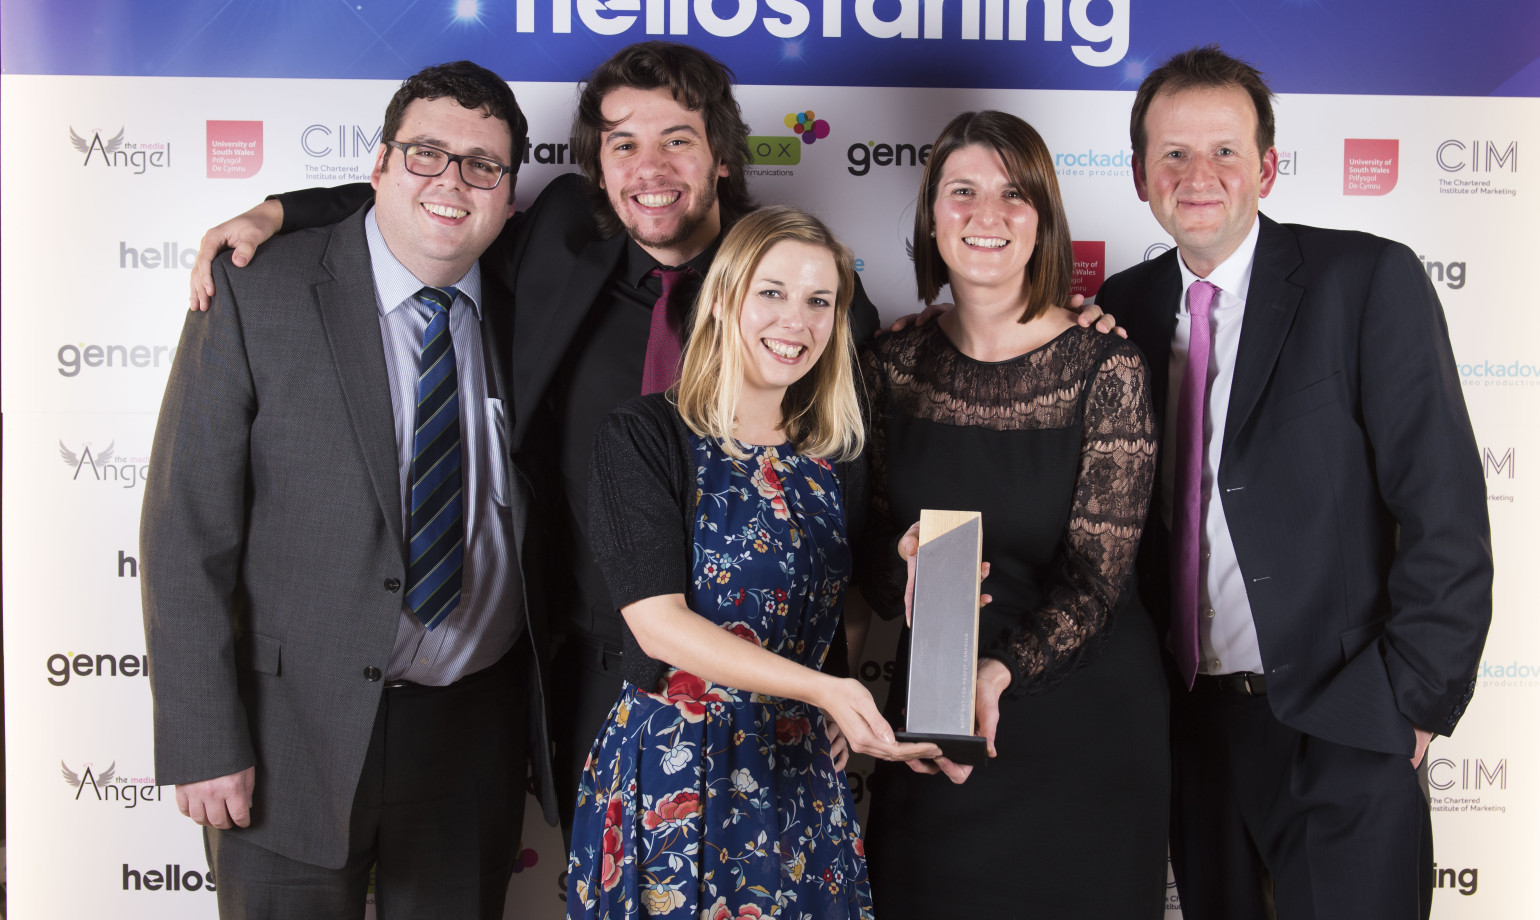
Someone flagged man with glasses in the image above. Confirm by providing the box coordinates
[142,61,554,919]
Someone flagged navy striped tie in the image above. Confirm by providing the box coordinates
[406,286,464,630]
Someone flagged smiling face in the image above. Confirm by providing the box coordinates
[370,96,516,286]
[727,239,840,402]
[598,85,729,266]
[1133,84,1278,278]
[931,143,1040,301]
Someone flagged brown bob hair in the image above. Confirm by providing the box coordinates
[912,110,1073,323]
[571,42,757,237]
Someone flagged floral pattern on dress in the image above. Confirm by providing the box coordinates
[568,436,871,920]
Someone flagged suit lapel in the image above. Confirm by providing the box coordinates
[511,232,626,446]
[318,214,404,548]
[1222,214,1305,454]
[1133,254,1183,419]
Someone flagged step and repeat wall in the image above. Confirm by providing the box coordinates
[3,1,1537,917]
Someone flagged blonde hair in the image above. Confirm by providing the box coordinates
[675,206,863,461]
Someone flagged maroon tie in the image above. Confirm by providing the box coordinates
[641,267,693,394]
[1172,280,1217,688]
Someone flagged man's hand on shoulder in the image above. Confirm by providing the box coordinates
[189,200,285,312]
[176,765,256,829]
[1073,296,1126,338]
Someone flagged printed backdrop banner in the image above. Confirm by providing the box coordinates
[3,5,1537,920]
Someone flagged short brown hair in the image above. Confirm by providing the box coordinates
[380,61,527,200]
[571,42,756,236]
[676,206,862,462]
[912,110,1073,323]
[1130,44,1276,162]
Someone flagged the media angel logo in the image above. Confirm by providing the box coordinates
[69,126,171,173]
[60,440,150,489]
[62,759,164,807]
[61,439,114,476]
[70,126,125,163]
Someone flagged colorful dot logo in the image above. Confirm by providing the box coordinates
[785,110,831,146]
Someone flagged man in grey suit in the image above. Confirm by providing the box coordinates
[141,61,554,919]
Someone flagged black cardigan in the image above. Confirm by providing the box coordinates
[586,393,868,690]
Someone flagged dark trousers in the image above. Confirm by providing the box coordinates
[208,644,531,920]
[549,635,626,845]
[1169,687,1433,920]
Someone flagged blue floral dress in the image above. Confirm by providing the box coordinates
[567,434,873,920]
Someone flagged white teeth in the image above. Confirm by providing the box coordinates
[964,236,1007,249]
[636,192,679,208]
[424,202,468,219]
[763,339,805,359]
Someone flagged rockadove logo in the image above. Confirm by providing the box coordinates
[1343,139,1398,196]
[1436,139,1519,199]
[1053,146,1133,178]
[1479,658,1540,688]
[1457,356,1540,388]
[57,342,175,377]
[207,120,263,179]
[123,863,216,893]
[59,440,150,489]
[69,126,172,174]
[61,760,164,808]
[846,138,933,176]
[47,651,149,687]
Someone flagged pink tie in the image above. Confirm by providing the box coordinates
[641,267,692,394]
[1172,280,1217,688]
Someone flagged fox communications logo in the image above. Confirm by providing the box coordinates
[70,126,172,174]
[748,109,833,173]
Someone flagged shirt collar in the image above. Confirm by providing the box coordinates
[1176,215,1260,313]
[622,233,723,289]
[364,208,483,320]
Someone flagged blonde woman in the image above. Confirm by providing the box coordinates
[567,206,939,919]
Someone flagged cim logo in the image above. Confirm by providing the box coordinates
[1482,447,1515,479]
[1437,140,1517,173]
[207,120,263,178]
[1343,139,1398,196]
[846,139,933,176]
[123,863,216,893]
[47,651,148,687]
[61,760,164,808]
[69,126,172,174]
[59,440,150,489]
[302,123,383,158]
[1143,242,1173,261]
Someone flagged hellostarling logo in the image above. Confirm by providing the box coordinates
[748,109,833,171]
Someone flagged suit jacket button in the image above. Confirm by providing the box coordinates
[384,578,401,592]
[364,666,382,681]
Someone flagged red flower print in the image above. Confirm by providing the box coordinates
[641,790,702,830]
[600,795,624,891]
[776,714,812,745]
[723,621,761,645]
[661,670,735,722]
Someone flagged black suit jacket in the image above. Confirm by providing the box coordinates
[1096,214,1492,757]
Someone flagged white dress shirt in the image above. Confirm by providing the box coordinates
[1161,217,1265,676]
[366,209,522,684]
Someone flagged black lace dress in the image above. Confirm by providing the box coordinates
[860,322,1169,918]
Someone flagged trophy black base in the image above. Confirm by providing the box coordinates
[895,732,990,766]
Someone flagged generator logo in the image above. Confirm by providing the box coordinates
[207,120,263,178]
[302,122,383,183]
[1343,139,1397,196]
[47,651,149,687]
[70,126,172,174]
[1436,140,1518,199]
[61,760,164,808]
[59,440,150,489]
[747,109,831,174]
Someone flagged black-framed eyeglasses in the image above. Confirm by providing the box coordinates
[385,141,512,190]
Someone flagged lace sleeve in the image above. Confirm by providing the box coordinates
[854,344,907,620]
[985,342,1158,696]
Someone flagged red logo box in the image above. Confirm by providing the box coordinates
[207,121,263,179]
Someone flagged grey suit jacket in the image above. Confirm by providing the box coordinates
[141,208,549,868]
